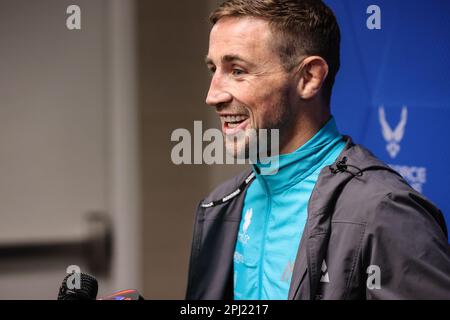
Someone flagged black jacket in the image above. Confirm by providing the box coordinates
[186,136,450,299]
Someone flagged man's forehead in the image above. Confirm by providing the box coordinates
[207,16,274,62]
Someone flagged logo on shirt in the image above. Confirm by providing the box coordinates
[320,260,330,283]
[243,208,253,232]
[234,251,244,264]
[238,208,253,245]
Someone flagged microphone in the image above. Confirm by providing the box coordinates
[57,272,144,300]
[57,272,98,300]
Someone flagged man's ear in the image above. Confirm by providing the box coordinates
[296,56,329,100]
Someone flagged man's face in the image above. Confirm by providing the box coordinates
[205,16,296,157]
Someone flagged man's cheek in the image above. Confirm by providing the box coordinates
[258,108,275,128]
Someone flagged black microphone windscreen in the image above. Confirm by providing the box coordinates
[57,272,98,300]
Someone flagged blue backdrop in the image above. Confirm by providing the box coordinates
[324,0,450,235]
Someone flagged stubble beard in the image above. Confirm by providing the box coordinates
[224,96,293,161]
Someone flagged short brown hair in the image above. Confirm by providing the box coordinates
[210,0,341,105]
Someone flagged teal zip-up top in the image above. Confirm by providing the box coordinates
[233,117,346,299]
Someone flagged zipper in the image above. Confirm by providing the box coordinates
[257,177,272,299]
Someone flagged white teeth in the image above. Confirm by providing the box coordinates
[227,122,240,128]
[223,115,248,123]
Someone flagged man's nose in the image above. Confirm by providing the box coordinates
[205,74,232,107]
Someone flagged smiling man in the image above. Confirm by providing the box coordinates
[186,0,450,300]
[204,10,332,159]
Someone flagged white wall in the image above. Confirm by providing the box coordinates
[0,0,139,299]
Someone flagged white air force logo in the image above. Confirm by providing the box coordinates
[379,106,427,192]
[378,106,408,159]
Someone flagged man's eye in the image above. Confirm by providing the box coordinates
[232,69,245,76]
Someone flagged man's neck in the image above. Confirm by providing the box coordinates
[279,110,331,155]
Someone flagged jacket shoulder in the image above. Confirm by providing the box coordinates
[334,143,444,231]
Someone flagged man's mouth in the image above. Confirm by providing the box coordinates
[220,115,250,135]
